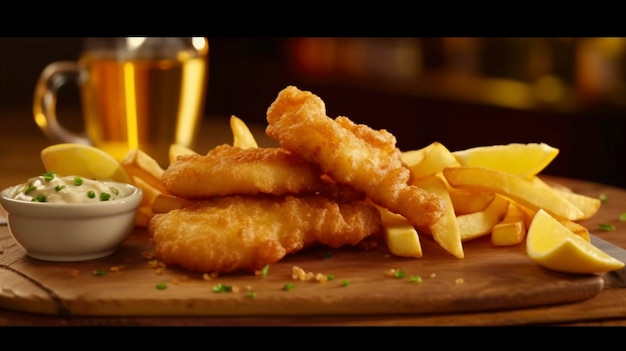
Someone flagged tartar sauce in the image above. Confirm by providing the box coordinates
[8,172,127,203]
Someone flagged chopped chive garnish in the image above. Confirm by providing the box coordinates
[100,192,111,201]
[283,283,295,291]
[23,184,36,195]
[394,269,406,279]
[261,264,269,277]
[92,270,107,276]
[55,185,65,192]
[326,274,335,281]
[246,291,257,298]
[32,195,46,202]
[74,177,83,186]
[156,283,167,290]
[599,193,608,203]
[322,251,333,259]
[43,172,55,181]
[87,190,96,199]
[410,275,422,283]
[599,223,616,231]
[212,284,232,293]
[619,213,626,221]
[341,280,350,287]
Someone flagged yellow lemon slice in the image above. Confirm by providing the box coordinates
[526,209,625,274]
[41,143,132,183]
[452,143,559,179]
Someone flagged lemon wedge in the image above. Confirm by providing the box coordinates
[526,209,625,274]
[452,143,559,179]
[41,143,132,183]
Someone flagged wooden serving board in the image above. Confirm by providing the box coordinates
[0,223,604,317]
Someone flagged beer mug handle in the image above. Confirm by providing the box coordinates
[33,61,91,145]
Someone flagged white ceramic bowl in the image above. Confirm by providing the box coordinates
[0,181,142,262]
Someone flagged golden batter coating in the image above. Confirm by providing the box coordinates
[149,194,383,273]
[265,85,446,227]
[162,144,326,199]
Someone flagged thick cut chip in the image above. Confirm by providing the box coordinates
[373,203,423,258]
[135,205,154,227]
[447,188,495,215]
[414,175,463,258]
[384,225,423,258]
[491,202,527,246]
[152,193,188,214]
[443,166,584,221]
[402,142,459,180]
[531,176,601,220]
[169,144,198,164]
[231,115,259,149]
[526,209,624,274]
[452,143,559,179]
[456,195,510,241]
[41,143,131,183]
[119,149,168,194]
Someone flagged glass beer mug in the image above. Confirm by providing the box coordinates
[33,37,209,167]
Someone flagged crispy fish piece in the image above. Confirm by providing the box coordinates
[265,85,446,227]
[149,194,383,273]
[162,144,328,199]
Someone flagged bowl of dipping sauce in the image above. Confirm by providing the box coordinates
[0,172,142,262]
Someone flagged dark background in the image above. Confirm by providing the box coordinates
[2,37,625,188]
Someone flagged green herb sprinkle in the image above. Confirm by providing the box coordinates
[43,172,55,181]
[599,223,616,231]
[74,177,83,186]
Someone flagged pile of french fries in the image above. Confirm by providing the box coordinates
[384,141,600,259]
[118,116,600,261]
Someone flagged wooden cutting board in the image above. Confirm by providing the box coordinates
[0,221,604,317]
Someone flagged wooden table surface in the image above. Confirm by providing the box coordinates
[2,106,626,326]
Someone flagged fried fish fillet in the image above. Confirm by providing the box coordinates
[162,144,333,199]
[265,85,446,227]
[149,194,383,273]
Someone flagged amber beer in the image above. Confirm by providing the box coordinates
[34,37,209,169]
[79,54,207,166]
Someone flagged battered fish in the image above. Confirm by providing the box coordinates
[265,85,446,227]
[163,144,332,199]
[149,194,383,273]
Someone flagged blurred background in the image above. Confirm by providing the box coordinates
[1,37,625,188]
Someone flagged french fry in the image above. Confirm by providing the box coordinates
[371,203,423,258]
[555,191,601,220]
[384,225,423,258]
[132,175,163,207]
[169,143,198,164]
[491,202,528,246]
[151,193,188,214]
[531,176,601,220]
[135,205,154,227]
[120,149,169,194]
[230,115,258,149]
[402,141,459,180]
[457,195,510,241]
[414,175,463,258]
[443,166,584,221]
[447,188,495,215]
